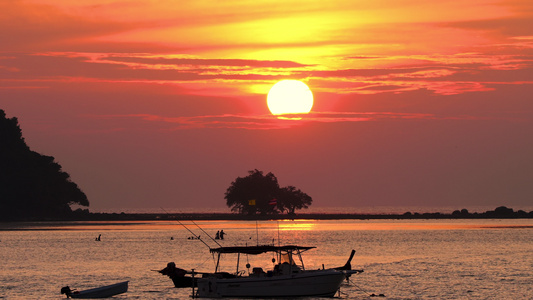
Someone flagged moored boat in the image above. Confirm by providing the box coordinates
[160,245,362,298]
[60,281,128,298]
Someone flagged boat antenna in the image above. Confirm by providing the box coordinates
[255,220,259,246]
[190,220,222,247]
[277,221,281,248]
[160,208,211,249]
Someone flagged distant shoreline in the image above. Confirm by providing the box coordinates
[2,206,531,222]
[55,206,533,221]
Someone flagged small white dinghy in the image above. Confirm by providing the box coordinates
[61,281,128,298]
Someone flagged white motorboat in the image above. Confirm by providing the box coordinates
[190,245,362,298]
[60,281,128,298]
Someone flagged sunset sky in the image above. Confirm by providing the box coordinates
[1,0,532,213]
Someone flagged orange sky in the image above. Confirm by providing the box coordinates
[1,0,532,212]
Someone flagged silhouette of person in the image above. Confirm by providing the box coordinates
[95,234,101,241]
[215,231,220,239]
[220,230,225,240]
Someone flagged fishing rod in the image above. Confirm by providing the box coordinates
[190,220,222,248]
[160,207,212,249]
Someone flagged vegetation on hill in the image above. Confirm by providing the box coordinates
[0,109,89,221]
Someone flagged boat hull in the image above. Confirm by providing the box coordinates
[69,281,128,299]
[196,269,345,298]
[171,275,196,288]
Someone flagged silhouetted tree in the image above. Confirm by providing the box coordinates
[494,206,514,216]
[225,170,312,215]
[225,170,279,215]
[452,208,471,218]
[277,186,312,215]
[0,109,89,220]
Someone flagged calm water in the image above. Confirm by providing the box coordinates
[0,219,531,299]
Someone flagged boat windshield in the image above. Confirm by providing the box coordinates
[280,252,296,265]
[210,245,315,273]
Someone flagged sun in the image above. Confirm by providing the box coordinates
[267,80,313,116]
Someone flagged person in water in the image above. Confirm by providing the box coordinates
[220,230,225,240]
[215,231,220,239]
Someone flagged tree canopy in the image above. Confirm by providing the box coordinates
[0,109,89,221]
[277,185,313,215]
[224,169,312,215]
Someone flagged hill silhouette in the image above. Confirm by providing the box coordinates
[0,109,89,221]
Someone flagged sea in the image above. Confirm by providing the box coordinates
[0,219,531,299]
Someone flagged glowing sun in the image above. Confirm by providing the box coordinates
[267,80,313,116]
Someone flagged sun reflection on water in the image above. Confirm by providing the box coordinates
[5,219,532,232]
[278,221,316,231]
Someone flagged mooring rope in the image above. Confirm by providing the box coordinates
[345,279,386,298]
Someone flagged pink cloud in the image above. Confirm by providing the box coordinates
[90,110,504,131]
[0,2,137,52]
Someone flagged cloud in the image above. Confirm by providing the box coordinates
[0,52,311,81]
[93,111,489,131]
[444,16,533,38]
[2,51,531,100]
[103,55,311,68]
[0,1,137,51]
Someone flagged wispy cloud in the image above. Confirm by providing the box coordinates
[89,111,506,131]
[2,51,531,97]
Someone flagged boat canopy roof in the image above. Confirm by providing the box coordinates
[209,245,316,255]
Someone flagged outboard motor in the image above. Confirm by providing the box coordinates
[60,286,72,298]
[159,262,194,288]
